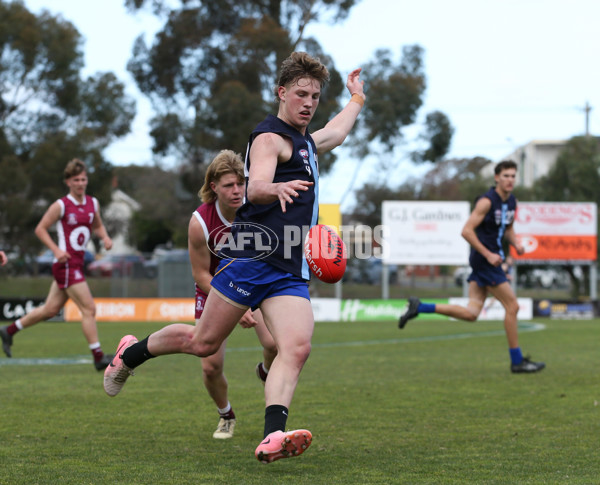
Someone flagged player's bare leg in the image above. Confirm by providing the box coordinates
[255,296,314,463]
[66,281,98,344]
[487,281,519,347]
[105,291,245,396]
[20,282,68,329]
[253,309,277,384]
[434,281,486,321]
[487,282,544,373]
[1,282,67,357]
[201,341,229,409]
[260,295,313,408]
[202,342,236,438]
[67,281,112,370]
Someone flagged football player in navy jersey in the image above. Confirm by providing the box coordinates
[399,160,545,374]
[0,159,113,370]
[104,52,365,463]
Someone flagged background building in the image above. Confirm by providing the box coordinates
[481,139,567,188]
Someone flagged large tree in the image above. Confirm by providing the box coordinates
[0,1,136,260]
[124,1,451,186]
[419,156,490,202]
[125,0,349,182]
[533,136,600,203]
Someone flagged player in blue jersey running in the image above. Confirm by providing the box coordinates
[104,52,366,462]
[399,160,545,374]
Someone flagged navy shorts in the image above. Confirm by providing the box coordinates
[211,258,310,309]
[467,264,509,287]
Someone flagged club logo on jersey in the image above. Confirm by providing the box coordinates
[299,148,311,176]
[67,213,78,225]
[209,222,279,261]
[494,208,515,226]
[68,226,91,251]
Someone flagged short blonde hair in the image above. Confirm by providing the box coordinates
[199,150,245,203]
[64,158,87,179]
[273,51,330,101]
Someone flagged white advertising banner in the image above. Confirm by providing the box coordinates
[311,298,341,322]
[381,201,471,265]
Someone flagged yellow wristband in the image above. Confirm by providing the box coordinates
[350,93,364,107]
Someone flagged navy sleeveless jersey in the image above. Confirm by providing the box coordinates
[470,186,517,266]
[220,114,319,279]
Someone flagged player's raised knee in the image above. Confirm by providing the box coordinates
[188,335,221,357]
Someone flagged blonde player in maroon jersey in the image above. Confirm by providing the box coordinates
[0,159,114,370]
[189,149,276,439]
[105,150,277,439]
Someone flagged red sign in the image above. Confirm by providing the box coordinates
[512,202,597,261]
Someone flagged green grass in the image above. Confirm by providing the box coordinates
[0,317,598,484]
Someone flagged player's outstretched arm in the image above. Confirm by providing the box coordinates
[312,68,365,154]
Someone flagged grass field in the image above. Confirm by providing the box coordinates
[0,316,598,484]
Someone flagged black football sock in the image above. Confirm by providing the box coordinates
[122,336,155,369]
[263,404,288,438]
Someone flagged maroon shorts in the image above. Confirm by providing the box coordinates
[195,288,208,319]
[52,262,86,289]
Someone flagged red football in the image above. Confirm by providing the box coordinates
[304,224,347,283]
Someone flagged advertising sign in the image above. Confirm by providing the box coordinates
[511,202,597,261]
[64,297,342,322]
[340,299,450,321]
[381,201,471,265]
[533,299,595,319]
[0,298,63,322]
[65,298,196,322]
[318,203,342,233]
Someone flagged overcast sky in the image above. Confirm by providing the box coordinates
[23,0,600,208]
